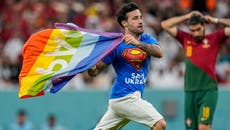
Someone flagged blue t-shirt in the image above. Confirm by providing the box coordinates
[103,33,159,99]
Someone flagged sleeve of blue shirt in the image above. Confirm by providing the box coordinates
[141,34,159,45]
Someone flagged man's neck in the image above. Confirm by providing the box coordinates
[125,31,140,39]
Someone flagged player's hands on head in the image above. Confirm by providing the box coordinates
[203,15,218,24]
[186,11,202,19]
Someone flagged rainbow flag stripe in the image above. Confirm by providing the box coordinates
[19,23,123,98]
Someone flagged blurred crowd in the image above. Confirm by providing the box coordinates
[0,109,67,130]
[0,0,230,90]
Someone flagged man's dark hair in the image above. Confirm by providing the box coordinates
[116,2,140,28]
[17,109,26,116]
[48,114,56,120]
[188,14,206,25]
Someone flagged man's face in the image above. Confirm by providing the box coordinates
[124,9,143,35]
[18,114,26,125]
[189,24,205,42]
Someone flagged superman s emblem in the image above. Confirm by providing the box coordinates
[121,48,147,70]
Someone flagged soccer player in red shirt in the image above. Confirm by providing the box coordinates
[161,11,230,130]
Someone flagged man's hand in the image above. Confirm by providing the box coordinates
[122,34,140,46]
[185,11,202,19]
[204,15,218,24]
[122,34,163,58]
[88,65,97,77]
[87,61,107,77]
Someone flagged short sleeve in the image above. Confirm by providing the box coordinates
[176,30,190,45]
[140,34,159,45]
[211,29,227,44]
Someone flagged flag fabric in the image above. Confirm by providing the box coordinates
[19,23,123,98]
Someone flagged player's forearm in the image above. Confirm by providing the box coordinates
[162,11,202,30]
[161,14,189,37]
[137,42,163,58]
[217,18,230,27]
[161,14,189,29]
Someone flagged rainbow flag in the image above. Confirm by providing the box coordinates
[19,23,123,98]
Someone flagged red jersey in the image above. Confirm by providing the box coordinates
[176,29,227,91]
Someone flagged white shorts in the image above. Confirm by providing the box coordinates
[94,91,163,130]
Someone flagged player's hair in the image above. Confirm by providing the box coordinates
[17,109,26,116]
[116,2,140,28]
[48,114,56,120]
[188,14,206,26]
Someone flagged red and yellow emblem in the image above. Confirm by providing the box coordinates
[202,39,210,48]
[122,48,147,70]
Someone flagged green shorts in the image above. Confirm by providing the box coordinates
[185,89,218,130]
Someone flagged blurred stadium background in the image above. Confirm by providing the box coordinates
[0,0,230,130]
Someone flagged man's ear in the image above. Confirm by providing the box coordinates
[122,21,127,28]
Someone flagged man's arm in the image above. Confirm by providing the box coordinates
[161,11,201,37]
[123,34,163,58]
[88,61,107,77]
[136,42,163,58]
[204,15,230,37]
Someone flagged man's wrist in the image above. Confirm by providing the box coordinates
[214,18,219,24]
[134,40,140,46]
[185,13,191,20]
